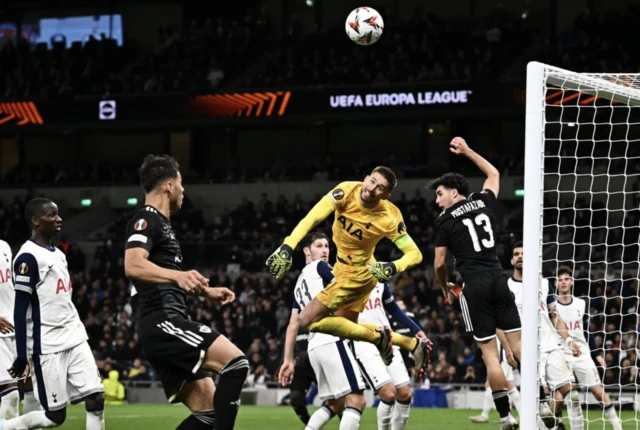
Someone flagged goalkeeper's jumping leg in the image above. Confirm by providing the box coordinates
[298,298,432,374]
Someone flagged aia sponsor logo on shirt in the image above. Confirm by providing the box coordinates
[56,279,72,294]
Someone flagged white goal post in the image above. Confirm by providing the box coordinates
[522,61,640,429]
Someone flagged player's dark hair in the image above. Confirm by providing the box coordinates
[138,154,180,193]
[557,266,573,278]
[301,232,329,249]
[513,241,523,254]
[371,166,397,191]
[25,198,54,226]
[427,172,469,197]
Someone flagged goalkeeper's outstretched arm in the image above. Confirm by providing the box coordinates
[449,136,500,197]
[266,195,335,279]
[283,196,335,250]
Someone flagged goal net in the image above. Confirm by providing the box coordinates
[522,62,640,429]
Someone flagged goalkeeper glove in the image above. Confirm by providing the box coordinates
[266,244,294,279]
[367,262,397,282]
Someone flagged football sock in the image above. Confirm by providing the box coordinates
[3,411,61,429]
[377,399,394,430]
[24,390,43,414]
[481,386,493,418]
[86,408,105,430]
[309,317,381,344]
[305,405,334,430]
[309,319,419,352]
[339,407,362,430]
[508,387,521,413]
[391,399,411,430]
[0,387,19,419]
[176,410,215,430]
[604,403,620,422]
[359,323,418,352]
[290,390,311,425]
[566,391,584,430]
[492,389,511,419]
[214,356,250,430]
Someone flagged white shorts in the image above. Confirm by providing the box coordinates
[501,359,514,382]
[539,349,573,391]
[309,341,365,401]
[566,354,602,389]
[0,337,16,385]
[29,342,104,411]
[350,342,410,391]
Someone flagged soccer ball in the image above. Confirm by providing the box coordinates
[345,7,384,46]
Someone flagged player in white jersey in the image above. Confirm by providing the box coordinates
[0,199,105,430]
[0,239,19,421]
[506,243,583,430]
[555,266,622,430]
[350,282,427,430]
[278,232,366,430]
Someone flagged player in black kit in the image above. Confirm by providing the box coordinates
[428,137,521,430]
[124,155,249,430]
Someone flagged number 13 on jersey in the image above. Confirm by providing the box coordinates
[462,214,495,252]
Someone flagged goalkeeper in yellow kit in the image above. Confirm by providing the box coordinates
[266,166,432,375]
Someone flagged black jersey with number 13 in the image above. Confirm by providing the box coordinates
[125,205,187,335]
[434,189,503,279]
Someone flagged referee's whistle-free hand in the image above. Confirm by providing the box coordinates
[367,262,397,282]
[266,244,293,279]
[175,270,209,295]
[206,287,235,305]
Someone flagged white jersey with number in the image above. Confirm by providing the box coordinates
[13,240,88,355]
[555,296,590,356]
[292,260,339,352]
[358,282,392,329]
[0,240,14,338]
[507,277,562,353]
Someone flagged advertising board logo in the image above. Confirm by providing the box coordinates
[188,91,291,118]
[329,90,472,108]
[0,102,44,126]
[99,100,116,120]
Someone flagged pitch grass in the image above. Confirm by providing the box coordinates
[57,404,639,429]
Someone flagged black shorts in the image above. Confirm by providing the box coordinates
[459,270,521,341]
[139,317,220,402]
[290,352,316,392]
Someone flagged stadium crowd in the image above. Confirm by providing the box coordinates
[1,187,637,391]
[2,153,525,187]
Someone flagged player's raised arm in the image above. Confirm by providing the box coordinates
[449,137,500,198]
[266,189,337,279]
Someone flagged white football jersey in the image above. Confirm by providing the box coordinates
[556,296,590,356]
[507,277,561,353]
[292,260,339,351]
[358,282,392,329]
[0,240,14,338]
[13,240,87,355]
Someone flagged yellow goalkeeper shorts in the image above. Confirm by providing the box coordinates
[316,262,378,313]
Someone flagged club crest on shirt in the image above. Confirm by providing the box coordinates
[18,262,28,274]
[332,189,345,201]
[134,219,148,231]
[398,221,407,234]
[199,325,212,334]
